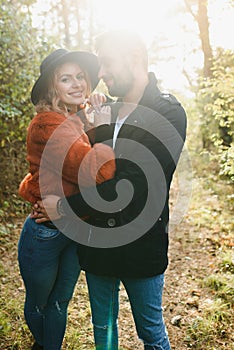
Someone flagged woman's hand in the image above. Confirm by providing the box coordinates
[30,195,62,223]
[93,105,111,127]
[88,92,106,111]
[81,93,106,112]
[86,93,111,126]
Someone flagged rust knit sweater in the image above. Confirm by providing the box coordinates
[19,111,115,203]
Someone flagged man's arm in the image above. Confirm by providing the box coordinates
[32,157,147,223]
[33,106,187,223]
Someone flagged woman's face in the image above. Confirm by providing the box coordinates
[54,62,88,107]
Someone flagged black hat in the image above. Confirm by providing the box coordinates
[31,49,100,105]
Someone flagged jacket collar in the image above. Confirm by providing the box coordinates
[139,72,161,110]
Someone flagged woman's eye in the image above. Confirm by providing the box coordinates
[61,77,69,83]
[77,74,85,81]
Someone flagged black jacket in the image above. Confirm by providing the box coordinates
[62,73,187,278]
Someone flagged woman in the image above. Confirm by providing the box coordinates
[18,49,115,350]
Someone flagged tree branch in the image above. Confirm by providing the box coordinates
[183,0,197,20]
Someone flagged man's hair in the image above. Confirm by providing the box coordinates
[95,30,148,70]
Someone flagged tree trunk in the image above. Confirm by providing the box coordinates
[184,0,213,78]
[61,0,71,48]
[197,0,213,77]
[74,0,83,48]
[88,0,94,50]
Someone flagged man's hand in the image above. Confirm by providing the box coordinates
[30,195,61,223]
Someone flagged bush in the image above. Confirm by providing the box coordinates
[197,48,234,181]
[0,0,54,216]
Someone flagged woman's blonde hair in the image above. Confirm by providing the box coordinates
[35,62,91,115]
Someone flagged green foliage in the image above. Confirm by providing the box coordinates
[197,48,234,181]
[0,0,54,216]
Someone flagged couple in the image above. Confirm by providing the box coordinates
[18,30,187,350]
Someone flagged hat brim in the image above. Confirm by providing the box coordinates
[31,51,100,105]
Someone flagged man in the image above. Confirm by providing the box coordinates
[34,30,187,350]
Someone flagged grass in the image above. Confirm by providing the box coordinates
[183,153,233,349]
[187,297,233,349]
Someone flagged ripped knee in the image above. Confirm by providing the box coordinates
[34,304,45,315]
[92,319,118,330]
[54,300,66,313]
[93,323,109,330]
[36,299,69,316]
[52,299,69,315]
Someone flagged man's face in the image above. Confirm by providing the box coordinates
[97,44,134,98]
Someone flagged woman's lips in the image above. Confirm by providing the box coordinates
[69,91,83,97]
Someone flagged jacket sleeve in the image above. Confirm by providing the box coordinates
[72,143,116,187]
[60,158,146,218]
[28,112,116,187]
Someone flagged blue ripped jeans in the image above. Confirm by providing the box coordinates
[18,216,80,350]
[86,273,171,350]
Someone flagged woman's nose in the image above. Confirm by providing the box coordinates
[72,78,81,87]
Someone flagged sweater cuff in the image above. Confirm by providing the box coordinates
[56,198,66,217]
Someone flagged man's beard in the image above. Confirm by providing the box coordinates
[108,81,131,97]
[108,70,134,98]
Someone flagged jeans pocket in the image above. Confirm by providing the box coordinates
[36,225,61,241]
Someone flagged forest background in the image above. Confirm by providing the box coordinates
[0,0,233,349]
